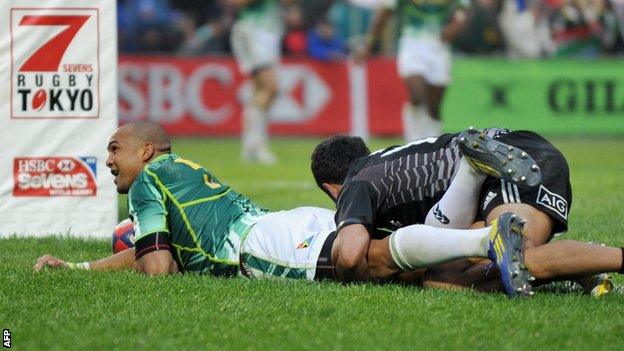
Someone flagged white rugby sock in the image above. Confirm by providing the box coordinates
[242,105,269,156]
[402,103,430,142]
[425,158,486,229]
[423,114,442,137]
[389,225,490,271]
[401,103,416,142]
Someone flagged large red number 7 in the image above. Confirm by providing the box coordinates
[18,15,90,72]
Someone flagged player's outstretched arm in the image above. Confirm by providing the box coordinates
[34,248,136,272]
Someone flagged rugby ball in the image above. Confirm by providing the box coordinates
[112,218,135,254]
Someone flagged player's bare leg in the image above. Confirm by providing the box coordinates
[423,221,501,293]
[486,203,552,248]
[242,66,278,164]
[449,204,551,293]
[367,236,399,280]
[488,204,619,294]
[424,83,445,137]
[489,204,621,275]
[423,258,502,292]
[426,200,621,295]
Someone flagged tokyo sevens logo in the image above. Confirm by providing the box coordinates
[18,15,89,72]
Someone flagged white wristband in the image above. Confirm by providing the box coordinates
[76,262,91,270]
[68,262,90,270]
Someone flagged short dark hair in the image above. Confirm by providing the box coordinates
[310,135,370,193]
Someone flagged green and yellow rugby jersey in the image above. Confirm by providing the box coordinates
[387,0,468,39]
[237,0,281,32]
[128,153,266,276]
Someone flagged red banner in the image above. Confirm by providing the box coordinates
[366,58,406,136]
[119,56,361,136]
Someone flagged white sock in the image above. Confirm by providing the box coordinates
[242,104,268,156]
[402,103,429,142]
[423,114,442,137]
[425,158,487,229]
[389,225,490,271]
[401,103,415,142]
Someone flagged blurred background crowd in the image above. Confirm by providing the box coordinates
[117,0,624,58]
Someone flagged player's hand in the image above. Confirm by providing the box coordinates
[441,10,467,43]
[34,254,70,271]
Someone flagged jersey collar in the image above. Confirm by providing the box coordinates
[149,153,173,165]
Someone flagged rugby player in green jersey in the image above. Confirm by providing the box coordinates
[230,0,283,164]
[355,0,468,141]
[35,122,531,297]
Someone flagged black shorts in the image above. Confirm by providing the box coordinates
[476,130,572,238]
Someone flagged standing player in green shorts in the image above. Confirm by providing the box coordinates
[34,122,530,297]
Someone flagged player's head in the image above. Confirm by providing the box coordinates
[106,121,172,194]
[311,135,370,200]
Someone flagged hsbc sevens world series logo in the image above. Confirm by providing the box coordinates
[10,8,100,119]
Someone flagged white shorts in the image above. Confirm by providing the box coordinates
[240,207,336,281]
[230,21,281,74]
[397,36,452,85]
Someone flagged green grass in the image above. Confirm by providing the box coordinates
[2,137,624,350]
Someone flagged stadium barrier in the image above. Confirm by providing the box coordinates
[0,1,118,237]
[120,56,624,136]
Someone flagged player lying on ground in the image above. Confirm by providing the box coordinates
[310,128,624,296]
[34,122,529,297]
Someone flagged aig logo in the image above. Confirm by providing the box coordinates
[536,185,568,220]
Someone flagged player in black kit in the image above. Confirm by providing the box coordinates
[311,128,623,296]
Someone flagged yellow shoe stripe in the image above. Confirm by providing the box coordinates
[467,158,501,178]
[591,280,613,298]
[494,236,504,259]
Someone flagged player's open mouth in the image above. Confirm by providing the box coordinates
[111,169,119,183]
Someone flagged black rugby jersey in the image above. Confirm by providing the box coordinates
[336,133,462,239]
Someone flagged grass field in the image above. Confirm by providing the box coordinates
[2,136,624,350]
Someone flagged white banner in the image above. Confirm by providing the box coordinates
[0,0,118,237]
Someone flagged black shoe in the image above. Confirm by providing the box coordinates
[458,128,542,188]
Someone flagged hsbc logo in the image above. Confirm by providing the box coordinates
[119,63,331,125]
[10,8,100,119]
[13,157,97,197]
[239,66,330,123]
